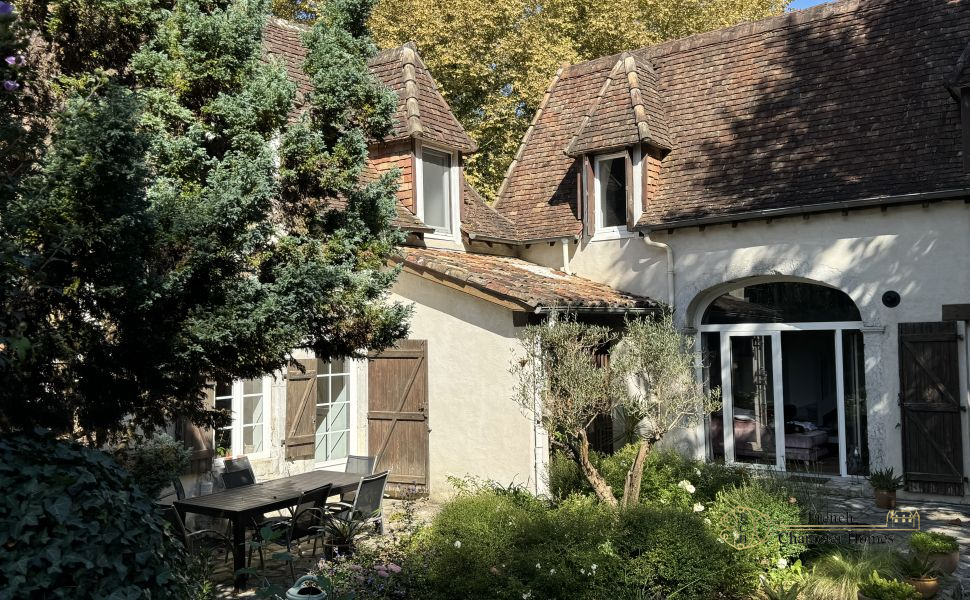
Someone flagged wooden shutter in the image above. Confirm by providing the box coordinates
[459,157,467,223]
[962,87,970,172]
[583,155,595,237]
[285,359,318,460]
[625,150,635,231]
[898,322,965,495]
[176,386,215,475]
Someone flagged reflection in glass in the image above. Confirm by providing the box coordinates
[703,282,861,324]
[730,336,776,466]
[843,330,869,476]
[598,157,626,228]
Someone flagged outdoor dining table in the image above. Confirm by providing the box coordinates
[174,469,362,589]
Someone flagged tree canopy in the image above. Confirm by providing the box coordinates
[366,0,790,202]
[0,0,408,442]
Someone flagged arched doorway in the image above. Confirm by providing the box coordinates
[699,281,869,476]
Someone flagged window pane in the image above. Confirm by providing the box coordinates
[215,395,232,413]
[328,431,348,461]
[244,424,263,454]
[328,402,349,431]
[243,379,262,395]
[316,376,331,405]
[316,405,330,436]
[244,394,263,426]
[598,157,626,228]
[315,433,327,463]
[702,282,862,324]
[331,375,347,405]
[422,149,451,232]
[329,357,347,374]
[215,381,232,397]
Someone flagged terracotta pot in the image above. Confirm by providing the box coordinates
[905,576,939,599]
[928,550,959,575]
[874,488,896,509]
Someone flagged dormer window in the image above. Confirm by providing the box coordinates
[587,147,642,240]
[422,148,452,233]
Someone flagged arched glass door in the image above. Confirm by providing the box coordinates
[701,282,869,476]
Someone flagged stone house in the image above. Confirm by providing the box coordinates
[182,0,970,501]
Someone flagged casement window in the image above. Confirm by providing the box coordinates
[589,147,642,240]
[314,358,355,466]
[416,142,460,240]
[214,378,271,458]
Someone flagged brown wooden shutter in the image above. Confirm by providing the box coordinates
[458,156,467,223]
[285,359,318,460]
[625,150,635,231]
[898,322,965,495]
[962,87,970,172]
[176,386,216,475]
[583,155,595,237]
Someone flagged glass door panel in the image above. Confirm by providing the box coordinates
[729,335,777,466]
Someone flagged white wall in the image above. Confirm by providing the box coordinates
[389,271,542,499]
[521,201,970,484]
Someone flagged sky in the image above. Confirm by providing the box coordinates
[788,0,829,9]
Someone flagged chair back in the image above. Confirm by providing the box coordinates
[161,505,189,547]
[345,455,376,475]
[172,478,186,501]
[351,471,390,519]
[288,483,333,544]
[224,456,254,475]
[222,468,256,489]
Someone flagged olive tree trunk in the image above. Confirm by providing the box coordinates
[620,440,650,508]
[576,429,618,507]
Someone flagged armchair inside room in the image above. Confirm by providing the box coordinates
[710,403,828,463]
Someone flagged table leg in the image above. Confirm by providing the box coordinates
[232,516,247,590]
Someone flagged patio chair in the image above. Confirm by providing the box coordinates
[221,468,256,489]
[172,477,186,501]
[162,505,233,563]
[341,455,376,503]
[250,483,334,578]
[326,470,390,535]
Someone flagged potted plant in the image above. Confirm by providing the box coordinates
[898,554,941,598]
[910,531,960,575]
[857,572,921,600]
[868,467,904,509]
[320,513,368,560]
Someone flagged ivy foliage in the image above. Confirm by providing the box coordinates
[0,429,187,599]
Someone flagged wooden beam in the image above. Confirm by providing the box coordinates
[943,304,970,321]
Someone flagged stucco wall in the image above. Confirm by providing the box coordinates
[389,271,542,499]
[521,201,970,487]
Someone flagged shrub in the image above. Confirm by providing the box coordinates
[548,450,590,499]
[0,429,187,598]
[857,572,921,600]
[804,547,901,600]
[909,531,959,555]
[114,432,190,498]
[708,480,806,570]
[636,448,748,506]
[613,504,758,599]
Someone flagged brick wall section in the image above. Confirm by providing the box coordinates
[369,140,415,213]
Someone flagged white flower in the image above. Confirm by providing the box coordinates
[536,563,541,569]
[677,480,696,494]
[777,558,788,569]
[454,540,462,548]
[693,502,705,512]
[694,468,702,476]
[549,568,556,574]
[733,531,740,540]
[717,538,725,544]
[704,518,712,525]
[580,568,586,575]
[522,593,532,600]
[591,564,597,572]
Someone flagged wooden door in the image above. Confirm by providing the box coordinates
[368,340,429,495]
[898,322,965,495]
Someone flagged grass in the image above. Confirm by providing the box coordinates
[803,546,900,600]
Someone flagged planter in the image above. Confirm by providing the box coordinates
[874,488,897,509]
[905,576,939,599]
[928,550,959,575]
[286,575,326,600]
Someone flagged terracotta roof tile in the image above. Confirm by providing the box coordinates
[394,247,660,310]
[495,0,970,234]
[460,181,519,240]
[263,19,476,153]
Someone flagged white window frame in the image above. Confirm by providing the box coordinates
[591,148,641,241]
[313,358,359,470]
[214,377,272,460]
[415,140,461,242]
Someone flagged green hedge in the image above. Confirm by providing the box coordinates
[0,429,187,599]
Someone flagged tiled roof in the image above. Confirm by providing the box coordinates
[460,181,519,240]
[393,247,660,311]
[566,54,672,156]
[495,0,970,235]
[263,19,477,153]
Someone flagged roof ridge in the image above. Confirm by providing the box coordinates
[398,45,424,138]
[621,53,652,145]
[493,64,567,209]
[563,58,636,156]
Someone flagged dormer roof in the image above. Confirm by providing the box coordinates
[263,19,477,154]
[565,53,672,157]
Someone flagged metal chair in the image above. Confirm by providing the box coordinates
[221,468,256,489]
[327,471,390,535]
[172,478,186,501]
[162,505,232,562]
[341,455,376,502]
[251,483,334,578]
